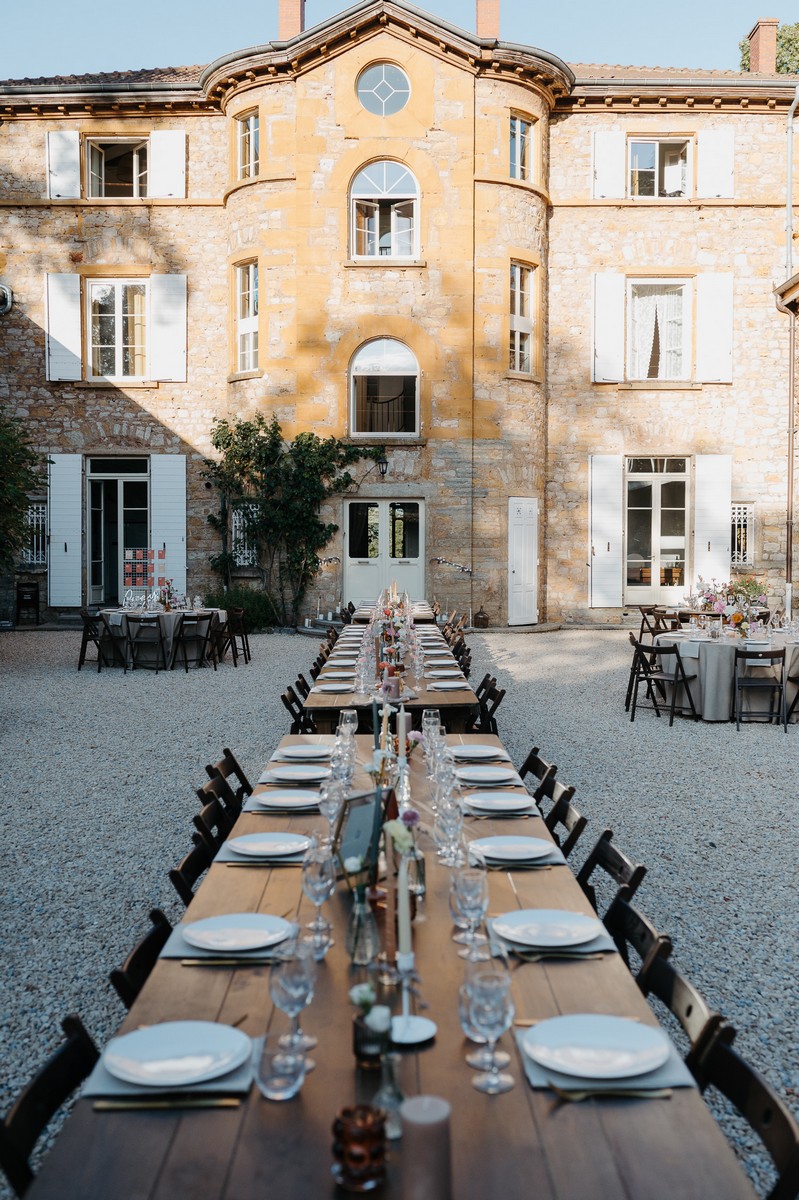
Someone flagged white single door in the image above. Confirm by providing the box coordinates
[48,454,83,606]
[343,499,425,603]
[507,497,538,625]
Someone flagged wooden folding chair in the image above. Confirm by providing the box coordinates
[193,795,235,854]
[205,747,253,806]
[629,638,699,725]
[535,777,587,858]
[109,908,172,1009]
[602,894,671,980]
[576,828,647,917]
[169,838,213,908]
[517,745,557,803]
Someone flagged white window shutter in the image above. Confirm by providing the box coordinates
[592,131,626,199]
[150,455,187,594]
[693,455,732,586]
[48,454,83,606]
[697,129,734,199]
[149,131,186,198]
[46,130,81,199]
[696,274,733,383]
[592,273,625,382]
[45,273,82,381]
[589,454,624,607]
[150,274,187,381]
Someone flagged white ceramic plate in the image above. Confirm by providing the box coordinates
[315,683,353,693]
[424,655,453,663]
[250,790,320,811]
[456,765,519,784]
[183,912,293,952]
[522,1015,670,1080]
[328,658,358,665]
[320,671,356,679]
[263,764,331,783]
[427,669,463,679]
[228,832,311,858]
[492,908,603,947]
[429,681,468,691]
[273,745,330,761]
[463,792,531,813]
[470,837,554,865]
[103,1021,252,1088]
[452,745,510,761]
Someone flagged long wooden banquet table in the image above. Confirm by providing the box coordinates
[27,733,756,1200]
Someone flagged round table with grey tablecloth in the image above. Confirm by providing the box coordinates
[101,609,226,668]
[654,632,799,721]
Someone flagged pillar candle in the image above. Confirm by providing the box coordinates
[397,704,407,759]
[399,1096,452,1200]
[397,855,412,956]
[380,698,389,751]
[372,697,380,750]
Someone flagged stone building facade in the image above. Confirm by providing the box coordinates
[0,0,796,625]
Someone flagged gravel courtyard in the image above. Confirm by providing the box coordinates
[1,626,798,1197]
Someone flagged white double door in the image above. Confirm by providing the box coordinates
[343,499,425,604]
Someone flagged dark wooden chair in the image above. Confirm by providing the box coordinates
[325,626,339,646]
[281,685,316,734]
[98,612,129,671]
[637,605,660,643]
[732,646,787,731]
[169,838,213,908]
[536,778,587,858]
[625,629,656,711]
[699,1034,799,1199]
[518,745,558,803]
[171,612,213,672]
[78,608,103,670]
[205,747,253,807]
[602,894,672,980]
[294,673,311,698]
[209,612,238,667]
[473,673,496,704]
[347,601,356,614]
[228,607,251,664]
[460,652,472,680]
[339,607,353,624]
[466,683,506,735]
[576,828,647,916]
[629,638,699,725]
[126,613,169,673]
[197,773,242,825]
[193,791,236,854]
[108,908,172,1009]
[0,1015,99,1197]
[637,950,734,1089]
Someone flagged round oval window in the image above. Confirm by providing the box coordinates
[356,63,411,116]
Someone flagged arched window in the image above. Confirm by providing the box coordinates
[350,339,419,437]
[350,162,419,260]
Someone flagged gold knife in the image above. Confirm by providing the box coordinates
[180,957,277,967]
[93,1097,241,1111]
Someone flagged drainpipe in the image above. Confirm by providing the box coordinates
[786,86,799,279]
[776,293,795,619]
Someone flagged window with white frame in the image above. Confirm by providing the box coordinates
[509,115,533,182]
[350,162,419,260]
[232,503,259,567]
[21,501,47,566]
[235,262,258,372]
[88,279,148,380]
[356,63,411,116]
[628,138,690,198]
[731,502,755,566]
[627,279,691,381]
[509,262,534,374]
[87,138,148,197]
[236,112,259,180]
[350,339,419,436]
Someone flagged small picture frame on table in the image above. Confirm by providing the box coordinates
[333,789,390,880]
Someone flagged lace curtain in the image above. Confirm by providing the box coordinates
[629,284,684,379]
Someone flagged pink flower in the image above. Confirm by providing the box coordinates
[401,808,420,830]
[407,730,423,743]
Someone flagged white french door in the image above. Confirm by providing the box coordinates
[625,457,689,605]
[507,497,539,625]
[343,499,425,604]
[87,459,149,605]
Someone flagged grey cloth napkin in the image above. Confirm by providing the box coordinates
[488,917,616,958]
[514,1029,696,1092]
[243,796,319,814]
[83,1037,257,1098]
[470,845,566,869]
[160,924,296,961]
[215,842,305,865]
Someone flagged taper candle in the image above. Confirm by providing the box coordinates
[397,854,412,956]
[399,1096,452,1200]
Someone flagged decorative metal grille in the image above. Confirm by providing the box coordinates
[731,503,754,566]
[21,502,47,565]
[232,504,258,567]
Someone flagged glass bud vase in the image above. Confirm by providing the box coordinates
[372,1053,404,1139]
[345,891,381,966]
[406,845,426,900]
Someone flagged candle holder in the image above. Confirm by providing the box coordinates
[390,953,437,1047]
[331,1104,387,1192]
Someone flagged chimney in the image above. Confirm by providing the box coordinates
[747,17,779,72]
[476,0,500,40]
[278,0,306,41]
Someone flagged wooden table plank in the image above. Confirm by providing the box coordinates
[28,733,756,1200]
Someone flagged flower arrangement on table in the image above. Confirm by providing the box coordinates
[696,576,768,620]
[392,730,423,759]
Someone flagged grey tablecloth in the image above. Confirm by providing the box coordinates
[654,633,799,721]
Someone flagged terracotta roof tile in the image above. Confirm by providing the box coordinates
[568,61,799,81]
[0,65,203,87]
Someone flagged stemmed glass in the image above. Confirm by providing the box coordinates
[270,942,318,1069]
[464,965,515,1094]
[338,709,358,739]
[301,847,336,959]
[435,795,464,866]
[452,866,489,959]
[317,777,346,846]
[457,981,511,1071]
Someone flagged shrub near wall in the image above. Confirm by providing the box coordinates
[205,586,281,632]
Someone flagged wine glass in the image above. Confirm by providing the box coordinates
[270,944,317,1068]
[317,777,346,846]
[452,866,489,960]
[435,796,464,866]
[458,981,511,1071]
[465,966,515,1094]
[338,709,358,739]
[302,847,336,959]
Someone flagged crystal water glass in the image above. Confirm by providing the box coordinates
[256,1035,306,1101]
[338,709,358,739]
[435,797,464,866]
[318,778,346,845]
[271,941,318,1064]
[302,848,336,959]
[452,866,489,960]
[457,982,511,1071]
[465,966,515,1094]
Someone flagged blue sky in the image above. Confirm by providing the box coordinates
[1,0,797,80]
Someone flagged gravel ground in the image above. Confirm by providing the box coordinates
[1,626,797,1198]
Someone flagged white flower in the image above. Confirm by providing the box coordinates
[349,982,376,1012]
[364,1004,391,1033]
[384,819,414,854]
[344,855,363,874]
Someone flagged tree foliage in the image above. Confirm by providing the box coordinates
[0,409,46,571]
[740,23,799,72]
[203,414,384,625]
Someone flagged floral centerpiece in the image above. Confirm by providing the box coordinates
[349,983,392,1067]
[696,576,768,616]
[392,730,423,759]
